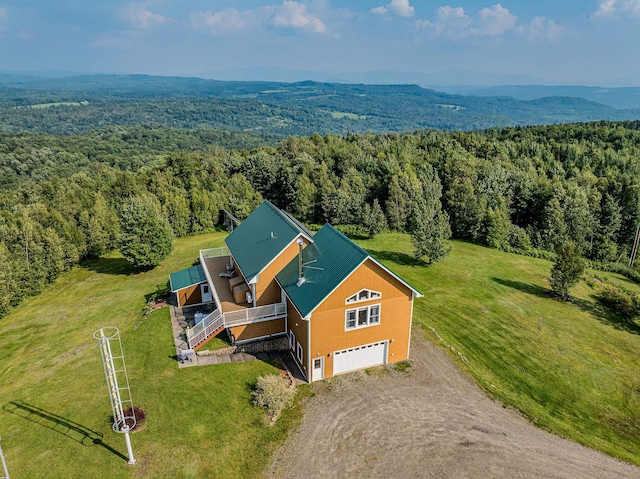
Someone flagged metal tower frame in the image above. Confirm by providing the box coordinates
[94,327,136,465]
[0,437,9,479]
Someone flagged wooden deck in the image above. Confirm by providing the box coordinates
[203,256,251,314]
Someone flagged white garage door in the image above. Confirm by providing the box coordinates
[333,341,388,375]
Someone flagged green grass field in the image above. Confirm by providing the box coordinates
[0,232,306,478]
[1,231,639,477]
[357,234,640,466]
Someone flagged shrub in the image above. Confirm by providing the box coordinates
[251,374,294,421]
[595,282,640,324]
[550,241,584,300]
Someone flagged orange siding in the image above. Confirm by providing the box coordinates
[286,298,309,378]
[229,318,286,343]
[255,236,311,306]
[310,259,413,378]
[177,283,203,307]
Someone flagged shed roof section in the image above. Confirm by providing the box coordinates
[225,201,312,282]
[276,224,370,318]
[170,264,207,292]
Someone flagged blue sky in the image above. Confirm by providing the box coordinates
[0,0,638,85]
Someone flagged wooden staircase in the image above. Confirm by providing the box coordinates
[193,324,225,351]
[187,310,224,350]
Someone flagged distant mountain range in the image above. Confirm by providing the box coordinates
[1,73,639,136]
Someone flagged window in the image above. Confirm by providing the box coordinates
[346,310,357,329]
[346,289,382,304]
[297,342,303,363]
[289,331,295,350]
[345,304,381,330]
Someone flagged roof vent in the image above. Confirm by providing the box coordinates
[270,231,275,239]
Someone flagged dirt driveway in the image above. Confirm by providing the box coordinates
[266,333,640,479]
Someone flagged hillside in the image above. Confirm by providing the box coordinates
[1,233,639,477]
[1,74,639,135]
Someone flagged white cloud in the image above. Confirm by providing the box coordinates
[370,0,415,18]
[124,2,171,29]
[416,3,517,38]
[269,0,326,33]
[191,8,251,35]
[474,4,516,36]
[519,16,565,42]
[191,1,327,35]
[592,0,640,19]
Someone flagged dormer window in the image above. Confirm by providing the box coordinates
[346,289,382,304]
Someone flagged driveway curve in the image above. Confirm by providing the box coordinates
[266,333,640,479]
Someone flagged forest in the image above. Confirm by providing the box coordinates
[2,119,640,318]
[2,74,640,135]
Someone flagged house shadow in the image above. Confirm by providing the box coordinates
[80,257,136,276]
[366,249,421,267]
[3,400,127,460]
[491,277,550,299]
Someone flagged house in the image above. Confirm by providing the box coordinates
[169,201,422,382]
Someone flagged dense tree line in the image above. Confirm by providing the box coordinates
[1,120,640,317]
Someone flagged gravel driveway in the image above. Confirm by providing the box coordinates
[266,333,640,479]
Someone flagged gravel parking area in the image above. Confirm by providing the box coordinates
[265,333,640,479]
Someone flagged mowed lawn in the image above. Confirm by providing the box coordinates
[359,234,640,466]
[0,232,303,479]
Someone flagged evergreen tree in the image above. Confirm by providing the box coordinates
[550,241,584,300]
[362,199,387,239]
[119,195,173,269]
[411,165,452,263]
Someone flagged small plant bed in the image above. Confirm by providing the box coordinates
[115,406,147,433]
[392,360,412,373]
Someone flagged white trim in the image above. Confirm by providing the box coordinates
[345,304,381,331]
[231,233,310,284]
[289,330,295,350]
[345,288,382,304]
[307,311,311,379]
[312,356,324,382]
[408,294,414,359]
[367,256,423,298]
[296,341,303,363]
[199,251,223,312]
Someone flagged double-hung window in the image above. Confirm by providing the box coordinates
[345,304,381,330]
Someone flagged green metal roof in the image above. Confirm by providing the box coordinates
[225,201,312,283]
[170,264,207,292]
[276,224,370,318]
[277,224,423,318]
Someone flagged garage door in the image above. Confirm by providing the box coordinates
[333,341,388,375]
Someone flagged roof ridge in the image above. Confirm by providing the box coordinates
[263,200,308,237]
[321,223,370,258]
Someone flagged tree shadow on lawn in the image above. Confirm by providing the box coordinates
[81,257,136,276]
[366,249,421,267]
[3,401,128,461]
[491,277,550,299]
[575,296,640,336]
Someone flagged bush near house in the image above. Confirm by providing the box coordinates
[252,374,295,422]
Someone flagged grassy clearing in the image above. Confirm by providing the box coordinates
[358,234,640,466]
[12,102,84,110]
[0,232,306,478]
[330,111,365,119]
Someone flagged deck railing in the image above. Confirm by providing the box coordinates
[200,246,230,259]
[186,310,224,349]
[223,302,287,327]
